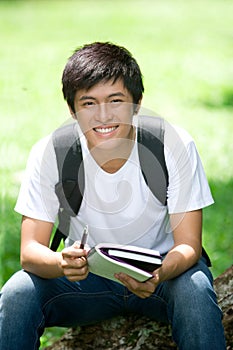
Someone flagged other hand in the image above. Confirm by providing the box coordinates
[115,271,160,299]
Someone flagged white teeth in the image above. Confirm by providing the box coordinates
[95,126,116,134]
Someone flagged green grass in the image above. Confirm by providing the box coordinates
[0,0,232,348]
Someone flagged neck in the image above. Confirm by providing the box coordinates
[101,158,128,174]
[90,127,135,173]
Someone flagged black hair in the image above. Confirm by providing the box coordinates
[62,42,144,113]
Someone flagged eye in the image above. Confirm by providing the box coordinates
[110,99,123,104]
[82,101,95,107]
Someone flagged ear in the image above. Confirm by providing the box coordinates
[68,104,77,120]
[134,97,142,115]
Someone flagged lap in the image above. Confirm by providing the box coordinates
[1,258,216,327]
[1,270,128,327]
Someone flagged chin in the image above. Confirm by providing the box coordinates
[94,138,121,151]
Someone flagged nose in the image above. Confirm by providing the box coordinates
[95,103,113,123]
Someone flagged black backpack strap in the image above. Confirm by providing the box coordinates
[202,247,212,267]
[137,115,168,205]
[50,122,84,251]
[137,115,211,266]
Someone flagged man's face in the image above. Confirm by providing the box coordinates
[72,79,139,152]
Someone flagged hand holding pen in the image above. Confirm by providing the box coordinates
[61,225,89,282]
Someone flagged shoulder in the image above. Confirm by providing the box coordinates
[164,121,195,147]
[25,134,57,176]
[31,134,53,152]
[164,121,199,163]
[28,134,54,160]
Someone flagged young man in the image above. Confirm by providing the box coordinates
[0,42,226,349]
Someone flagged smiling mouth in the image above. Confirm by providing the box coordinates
[94,126,118,134]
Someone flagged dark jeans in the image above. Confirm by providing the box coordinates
[0,258,226,349]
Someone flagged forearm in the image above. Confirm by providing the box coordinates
[21,241,64,279]
[157,243,202,283]
[20,215,88,281]
[157,209,203,283]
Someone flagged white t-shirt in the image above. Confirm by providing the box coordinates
[15,120,214,254]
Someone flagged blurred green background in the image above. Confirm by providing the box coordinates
[0,0,232,348]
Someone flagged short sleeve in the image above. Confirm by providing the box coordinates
[14,135,60,222]
[164,123,214,214]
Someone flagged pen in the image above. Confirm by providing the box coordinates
[79,225,88,249]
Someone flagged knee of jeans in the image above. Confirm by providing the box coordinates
[1,270,36,304]
[165,263,215,306]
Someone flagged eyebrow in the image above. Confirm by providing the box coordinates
[108,92,126,98]
[78,92,126,101]
[79,95,95,101]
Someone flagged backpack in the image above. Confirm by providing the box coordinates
[50,115,211,266]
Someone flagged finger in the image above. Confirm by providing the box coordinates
[114,273,142,292]
[62,247,87,259]
[65,268,89,282]
[64,266,88,276]
[115,273,156,298]
[61,256,87,269]
[115,273,140,290]
[63,263,89,281]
